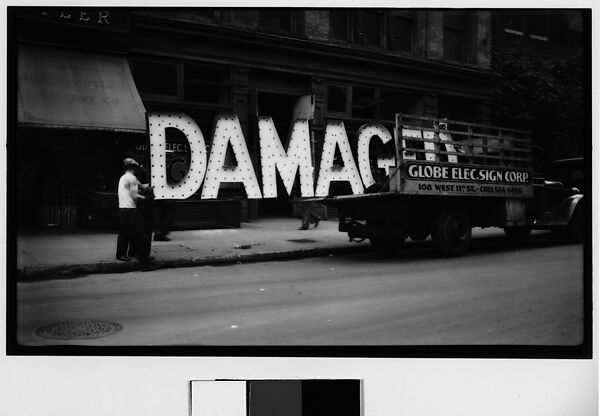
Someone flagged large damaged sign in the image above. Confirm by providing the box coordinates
[147,112,394,200]
[147,111,532,200]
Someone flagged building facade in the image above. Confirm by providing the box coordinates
[490,9,587,164]
[13,8,500,229]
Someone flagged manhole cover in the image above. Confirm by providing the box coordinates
[287,238,317,244]
[35,320,123,340]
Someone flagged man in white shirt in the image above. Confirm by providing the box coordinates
[116,158,155,270]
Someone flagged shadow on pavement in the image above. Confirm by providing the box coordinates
[342,232,581,264]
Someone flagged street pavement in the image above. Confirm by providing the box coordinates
[16,217,522,279]
[16,235,584,346]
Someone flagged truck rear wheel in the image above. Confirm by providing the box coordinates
[431,210,472,256]
[366,217,407,255]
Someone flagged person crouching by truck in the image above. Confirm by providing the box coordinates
[299,201,322,230]
[115,158,156,271]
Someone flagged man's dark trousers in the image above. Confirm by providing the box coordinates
[116,208,150,262]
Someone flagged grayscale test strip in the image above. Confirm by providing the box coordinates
[191,380,362,416]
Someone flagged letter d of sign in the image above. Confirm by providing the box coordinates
[315,121,364,197]
[201,115,262,199]
[148,113,207,200]
[259,117,314,198]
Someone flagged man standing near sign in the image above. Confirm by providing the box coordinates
[116,158,156,271]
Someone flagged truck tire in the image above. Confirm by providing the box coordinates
[504,226,531,244]
[567,204,584,243]
[431,210,472,256]
[366,217,406,255]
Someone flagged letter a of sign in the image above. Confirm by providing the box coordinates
[148,113,207,200]
[201,115,262,199]
[259,117,314,198]
[315,121,364,197]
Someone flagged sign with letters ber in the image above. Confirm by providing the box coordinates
[401,162,533,198]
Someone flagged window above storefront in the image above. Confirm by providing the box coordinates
[131,58,230,107]
[327,83,423,123]
[497,10,556,42]
[257,9,304,36]
[132,60,179,96]
[329,10,349,41]
[494,10,581,57]
[183,63,229,104]
[328,9,416,56]
[351,86,378,119]
[353,10,383,47]
[259,9,292,32]
[327,85,349,114]
[387,11,415,54]
[443,11,468,64]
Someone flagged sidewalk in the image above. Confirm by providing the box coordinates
[16,218,372,279]
[16,217,511,280]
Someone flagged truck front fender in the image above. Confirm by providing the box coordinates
[566,194,584,219]
[533,193,583,228]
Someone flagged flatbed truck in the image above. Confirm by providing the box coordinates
[323,114,584,256]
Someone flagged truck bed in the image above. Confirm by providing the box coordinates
[391,114,534,198]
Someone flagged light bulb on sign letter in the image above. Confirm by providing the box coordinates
[201,115,262,199]
[356,122,394,188]
[259,117,314,198]
[315,121,364,197]
[148,112,207,200]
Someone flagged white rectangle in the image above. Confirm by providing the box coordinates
[191,381,247,416]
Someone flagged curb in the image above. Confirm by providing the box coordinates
[16,244,374,281]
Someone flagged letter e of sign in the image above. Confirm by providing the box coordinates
[79,11,90,22]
